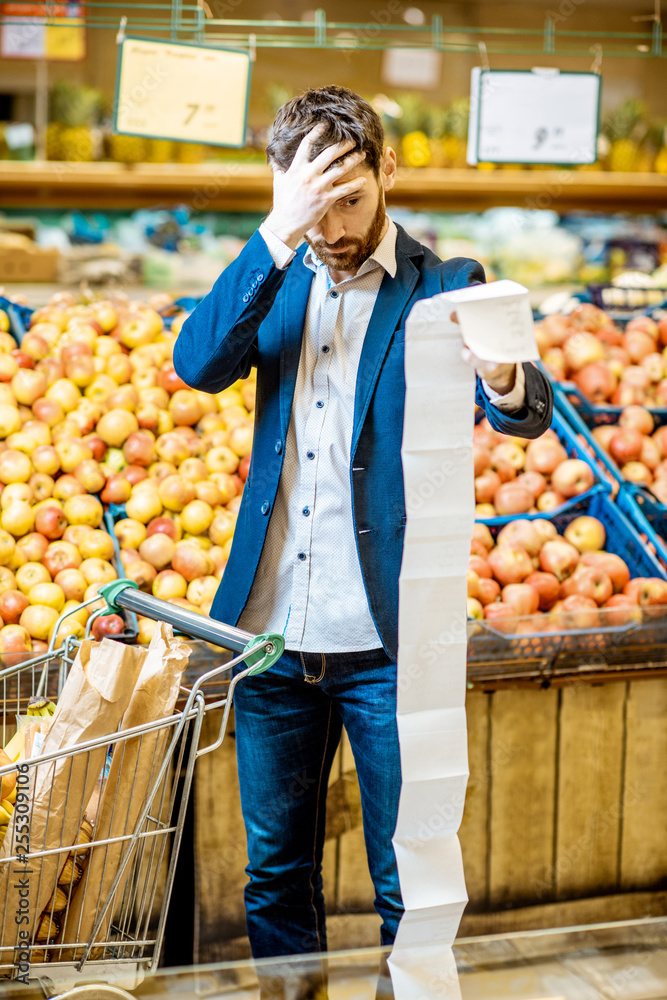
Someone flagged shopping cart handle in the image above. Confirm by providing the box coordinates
[98,580,284,672]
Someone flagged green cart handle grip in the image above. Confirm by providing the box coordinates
[242,633,285,675]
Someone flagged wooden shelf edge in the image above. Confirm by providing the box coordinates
[2,162,667,213]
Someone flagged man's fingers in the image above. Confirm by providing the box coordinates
[328,176,368,200]
[310,137,358,173]
[292,123,327,167]
[450,311,459,324]
[325,150,366,183]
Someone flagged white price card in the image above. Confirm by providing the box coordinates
[467,67,601,165]
[113,37,252,148]
[446,279,538,364]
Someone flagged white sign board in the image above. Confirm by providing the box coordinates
[467,68,600,165]
[113,37,252,148]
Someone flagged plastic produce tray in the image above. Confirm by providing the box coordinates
[476,406,610,528]
[468,492,667,666]
[616,487,667,572]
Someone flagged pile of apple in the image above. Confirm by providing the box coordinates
[474,418,595,518]
[537,304,667,407]
[468,513,667,630]
[588,404,667,504]
[0,290,254,655]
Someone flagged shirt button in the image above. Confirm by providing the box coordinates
[322,345,330,353]
[307,451,315,460]
[316,400,324,408]
[261,501,270,515]
[302,506,310,516]
[298,552,307,561]
[275,439,282,454]
[330,290,338,298]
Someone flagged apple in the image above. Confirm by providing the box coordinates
[0,623,32,659]
[483,602,517,621]
[501,583,539,616]
[561,565,613,606]
[171,541,213,582]
[0,405,21,439]
[564,515,606,552]
[20,604,58,641]
[158,474,195,512]
[516,470,546,499]
[625,577,667,606]
[114,518,147,549]
[139,533,175,571]
[34,506,67,540]
[96,409,139,448]
[126,559,157,591]
[79,529,115,562]
[11,369,47,406]
[180,499,214,535]
[536,490,566,512]
[525,438,568,475]
[539,539,579,581]
[0,450,32,485]
[54,568,87,603]
[80,558,116,586]
[623,329,656,364]
[623,462,653,486]
[124,465,149,486]
[159,365,188,394]
[43,541,82,577]
[11,349,35,370]
[551,459,595,498]
[619,405,654,435]
[477,577,501,606]
[53,474,86,501]
[0,589,29,624]
[524,571,560,611]
[497,519,543,557]
[63,494,104,528]
[487,544,533,586]
[475,470,502,505]
[146,516,180,541]
[467,597,484,620]
[563,331,605,371]
[204,445,239,476]
[1,501,35,537]
[573,363,616,403]
[558,594,600,629]
[91,614,126,641]
[602,594,642,626]
[609,429,643,466]
[153,569,187,600]
[641,352,664,383]
[123,431,156,467]
[27,581,65,612]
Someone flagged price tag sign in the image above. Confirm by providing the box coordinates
[1,2,85,61]
[113,37,252,148]
[467,68,601,165]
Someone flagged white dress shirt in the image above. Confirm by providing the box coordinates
[237,218,526,653]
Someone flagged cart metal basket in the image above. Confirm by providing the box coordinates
[0,581,284,995]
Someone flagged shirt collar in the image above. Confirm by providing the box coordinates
[303,216,398,280]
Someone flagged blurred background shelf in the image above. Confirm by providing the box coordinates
[4,162,667,213]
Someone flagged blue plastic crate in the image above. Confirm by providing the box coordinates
[468,491,667,665]
[0,295,32,345]
[476,406,610,528]
[616,487,667,572]
[553,380,667,525]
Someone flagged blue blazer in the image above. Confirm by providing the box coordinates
[173,223,553,660]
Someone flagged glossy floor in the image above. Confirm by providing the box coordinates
[0,918,666,999]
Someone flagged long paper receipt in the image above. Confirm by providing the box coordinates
[446,279,538,364]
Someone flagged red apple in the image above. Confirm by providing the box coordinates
[493,483,533,516]
[468,555,492,580]
[477,577,501,606]
[609,429,644,466]
[561,565,613,606]
[483,602,517,621]
[573,363,616,403]
[539,539,580,581]
[551,459,595,498]
[91,614,126,641]
[621,462,653,486]
[516,470,546,499]
[592,426,618,454]
[501,583,539,616]
[619,405,654,436]
[525,438,568,475]
[487,544,533,586]
[475,471,502,505]
[497,519,543,557]
[525,571,561,611]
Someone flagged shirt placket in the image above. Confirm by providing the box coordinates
[285,268,339,647]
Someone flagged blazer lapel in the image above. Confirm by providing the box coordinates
[279,250,314,439]
[351,241,421,458]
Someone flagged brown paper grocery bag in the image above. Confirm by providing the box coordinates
[58,623,189,961]
[0,639,147,958]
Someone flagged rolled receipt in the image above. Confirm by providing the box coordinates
[445,278,538,364]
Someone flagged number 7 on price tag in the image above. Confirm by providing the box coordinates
[113,37,252,148]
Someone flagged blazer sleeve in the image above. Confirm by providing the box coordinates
[445,257,554,440]
[173,229,289,394]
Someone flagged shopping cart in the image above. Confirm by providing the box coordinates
[0,580,285,996]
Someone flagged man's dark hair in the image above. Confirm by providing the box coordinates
[266,86,384,176]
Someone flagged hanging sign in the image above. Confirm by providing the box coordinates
[1,2,85,61]
[113,37,252,148]
[467,68,601,165]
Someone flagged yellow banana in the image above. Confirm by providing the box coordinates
[1,799,14,816]
[0,804,12,825]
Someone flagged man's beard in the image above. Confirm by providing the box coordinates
[306,195,386,271]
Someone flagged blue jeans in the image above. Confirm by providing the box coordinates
[233,646,403,960]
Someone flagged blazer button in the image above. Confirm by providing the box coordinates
[275,439,282,454]
[242,293,250,303]
[257,273,264,282]
[261,501,270,515]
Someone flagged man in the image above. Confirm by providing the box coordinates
[174,86,553,962]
